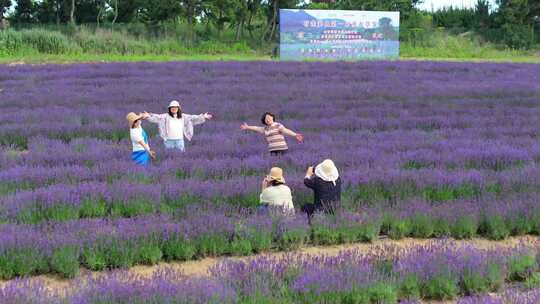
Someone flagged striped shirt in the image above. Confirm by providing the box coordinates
[264,122,288,152]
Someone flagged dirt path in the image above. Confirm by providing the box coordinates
[1,235,537,296]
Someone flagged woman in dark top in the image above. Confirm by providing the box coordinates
[303,159,341,218]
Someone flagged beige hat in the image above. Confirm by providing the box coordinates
[267,167,285,183]
[169,100,181,108]
[126,112,143,127]
[315,159,339,185]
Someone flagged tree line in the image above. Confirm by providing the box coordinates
[0,0,538,48]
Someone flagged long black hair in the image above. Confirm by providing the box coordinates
[261,112,276,126]
[168,107,183,118]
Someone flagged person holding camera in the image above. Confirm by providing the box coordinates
[259,167,294,213]
[303,159,341,217]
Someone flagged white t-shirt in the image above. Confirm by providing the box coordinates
[168,116,184,140]
[260,184,294,211]
[130,127,147,152]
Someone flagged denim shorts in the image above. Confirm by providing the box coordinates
[164,139,185,151]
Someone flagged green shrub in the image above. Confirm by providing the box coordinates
[79,198,108,218]
[366,283,398,303]
[409,214,434,238]
[525,273,540,289]
[507,214,532,236]
[479,215,510,240]
[399,274,421,300]
[82,247,107,271]
[357,221,381,242]
[229,238,253,256]
[460,270,490,296]
[247,231,272,253]
[486,264,504,292]
[196,234,230,257]
[451,217,477,239]
[50,246,80,278]
[508,255,537,282]
[530,213,540,235]
[0,248,49,279]
[105,242,137,269]
[387,219,410,240]
[278,229,309,251]
[311,225,340,245]
[161,236,197,261]
[421,275,459,300]
[135,243,163,265]
[110,199,155,218]
[433,218,451,237]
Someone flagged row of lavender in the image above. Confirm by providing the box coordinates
[1,136,539,224]
[2,241,540,303]
[1,197,540,280]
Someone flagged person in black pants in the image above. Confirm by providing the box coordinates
[303,159,342,220]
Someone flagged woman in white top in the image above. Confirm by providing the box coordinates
[126,112,156,166]
[260,167,294,213]
[142,100,212,152]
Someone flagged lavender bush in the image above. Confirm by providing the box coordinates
[0,61,539,279]
[2,241,539,303]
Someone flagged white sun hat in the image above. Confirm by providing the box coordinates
[315,159,339,186]
[168,100,181,108]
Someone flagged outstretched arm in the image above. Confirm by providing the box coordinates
[240,123,265,134]
[184,113,212,126]
[281,126,304,142]
[141,112,165,124]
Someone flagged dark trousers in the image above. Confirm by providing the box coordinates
[302,202,335,224]
[270,149,287,156]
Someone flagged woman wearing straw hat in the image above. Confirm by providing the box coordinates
[303,159,341,217]
[141,100,212,152]
[240,112,303,156]
[126,112,156,166]
[260,167,295,213]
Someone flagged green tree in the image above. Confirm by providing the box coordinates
[180,0,204,42]
[138,0,181,26]
[115,0,141,23]
[245,0,261,38]
[379,17,398,40]
[13,0,38,23]
[527,0,539,42]
[261,0,299,42]
[495,0,534,49]
[474,0,492,30]
[205,0,234,37]
[0,0,11,19]
[36,0,62,24]
[75,0,101,23]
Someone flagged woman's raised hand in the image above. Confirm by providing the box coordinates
[140,112,150,119]
[240,123,249,130]
[296,133,304,142]
[203,112,213,120]
[306,166,314,178]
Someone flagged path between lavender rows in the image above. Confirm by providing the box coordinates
[1,235,537,300]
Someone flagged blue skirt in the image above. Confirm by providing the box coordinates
[132,150,150,166]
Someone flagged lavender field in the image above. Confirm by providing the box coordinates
[2,240,540,303]
[1,61,540,302]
